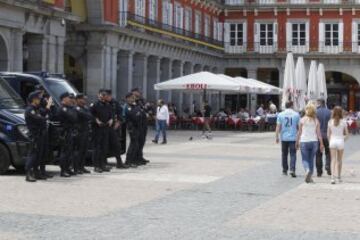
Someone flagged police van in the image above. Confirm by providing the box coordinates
[0,76,30,174]
[0,72,79,174]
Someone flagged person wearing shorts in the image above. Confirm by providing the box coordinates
[328,106,349,184]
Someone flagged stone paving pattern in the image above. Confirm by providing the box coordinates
[0,131,360,240]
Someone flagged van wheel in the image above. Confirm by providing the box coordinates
[0,144,11,175]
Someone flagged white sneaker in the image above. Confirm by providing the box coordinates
[337,177,343,183]
[331,178,336,184]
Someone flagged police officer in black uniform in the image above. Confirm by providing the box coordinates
[105,89,129,169]
[35,85,54,178]
[131,88,149,165]
[74,93,92,174]
[90,89,113,173]
[24,91,49,182]
[124,93,141,168]
[56,92,78,177]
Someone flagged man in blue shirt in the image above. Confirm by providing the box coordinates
[316,99,331,177]
[276,101,300,177]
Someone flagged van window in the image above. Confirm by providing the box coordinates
[20,81,36,102]
[2,76,38,102]
[0,78,24,109]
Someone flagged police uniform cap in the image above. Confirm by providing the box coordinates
[35,84,45,91]
[60,92,71,100]
[28,90,42,102]
[69,93,76,99]
[125,92,133,99]
[76,93,86,99]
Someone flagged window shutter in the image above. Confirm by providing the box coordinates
[306,21,310,52]
[286,22,292,50]
[224,22,230,43]
[319,22,324,52]
[169,2,173,26]
[218,22,223,41]
[162,1,168,24]
[254,22,259,45]
[352,21,358,52]
[180,7,184,29]
[213,20,217,40]
[243,22,247,47]
[274,22,278,50]
[339,21,344,51]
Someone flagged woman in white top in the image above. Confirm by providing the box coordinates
[328,106,349,184]
[296,103,324,183]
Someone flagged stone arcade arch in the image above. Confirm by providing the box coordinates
[325,71,360,111]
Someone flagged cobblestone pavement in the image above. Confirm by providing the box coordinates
[1,130,360,240]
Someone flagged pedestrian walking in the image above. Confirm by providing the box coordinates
[90,89,113,173]
[328,106,349,184]
[152,99,169,144]
[316,99,332,177]
[275,101,300,177]
[202,100,212,139]
[74,93,92,174]
[24,91,50,182]
[296,103,324,183]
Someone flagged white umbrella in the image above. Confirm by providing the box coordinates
[307,60,318,101]
[217,74,253,93]
[282,52,296,110]
[317,63,327,102]
[154,71,242,92]
[239,77,282,95]
[294,57,307,111]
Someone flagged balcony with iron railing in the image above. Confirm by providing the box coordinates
[225,0,360,6]
[224,41,360,54]
[119,12,224,51]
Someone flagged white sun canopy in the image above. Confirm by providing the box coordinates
[217,74,281,95]
[154,72,243,92]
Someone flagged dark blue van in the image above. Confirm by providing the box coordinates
[0,72,79,174]
[0,76,30,174]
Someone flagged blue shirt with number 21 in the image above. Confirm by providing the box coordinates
[277,109,300,142]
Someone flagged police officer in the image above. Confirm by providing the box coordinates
[124,93,141,168]
[24,91,49,182]
[104,89,129,169]
[90,89,113,173]
[74,93,93,174]
[131,88,149,165]
[56,92,78,177]
[35,85,54,178]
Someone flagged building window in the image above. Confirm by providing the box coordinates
[325,23,339,46]
[135,0,145,17]
[195,12,202,35]
[162,0,173,26]
[230,23,244,46]
[148,0,157,21]
[174,3,183,30]
[184,8,192,32]
[292,23,306,46]
[260,23,273,46]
